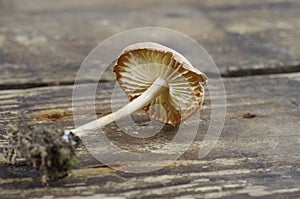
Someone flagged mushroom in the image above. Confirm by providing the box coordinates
[72,42,207,136]
[2,42,207,183]
[5,42,207,183]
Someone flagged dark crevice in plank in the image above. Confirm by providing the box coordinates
[0,80,110,90]
[204,1,300,12]
[0,82,76,90]
[1,67,299,90]
[222,64,300,77]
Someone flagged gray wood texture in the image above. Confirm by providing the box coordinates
[0,0,299,198]
[0,0,299,88]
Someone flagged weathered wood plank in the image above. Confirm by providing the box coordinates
[1,0,300,198]
[0,73,299,198]
[203,0,300,77]
[0,0,299,88]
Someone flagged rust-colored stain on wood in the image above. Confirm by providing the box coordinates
[29,109,73,121]
[242,112,256,119]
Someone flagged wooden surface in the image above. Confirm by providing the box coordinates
[1,0,300,88]
[0,0,300,198]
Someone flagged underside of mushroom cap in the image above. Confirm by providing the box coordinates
[113,42,207,126]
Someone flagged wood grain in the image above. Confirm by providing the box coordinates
[1,0,300,198]
[0,0,299,88]
[0,73,299,198]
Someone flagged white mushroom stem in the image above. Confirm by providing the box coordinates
[71,77,168,137]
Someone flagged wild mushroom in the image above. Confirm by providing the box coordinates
[71,42,207,136]
[2,42,207,183]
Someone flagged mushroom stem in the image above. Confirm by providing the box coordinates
[72,77,168,137]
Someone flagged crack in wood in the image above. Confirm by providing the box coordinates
[223,63,300,77]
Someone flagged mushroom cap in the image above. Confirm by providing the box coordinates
[113,42,207,126]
